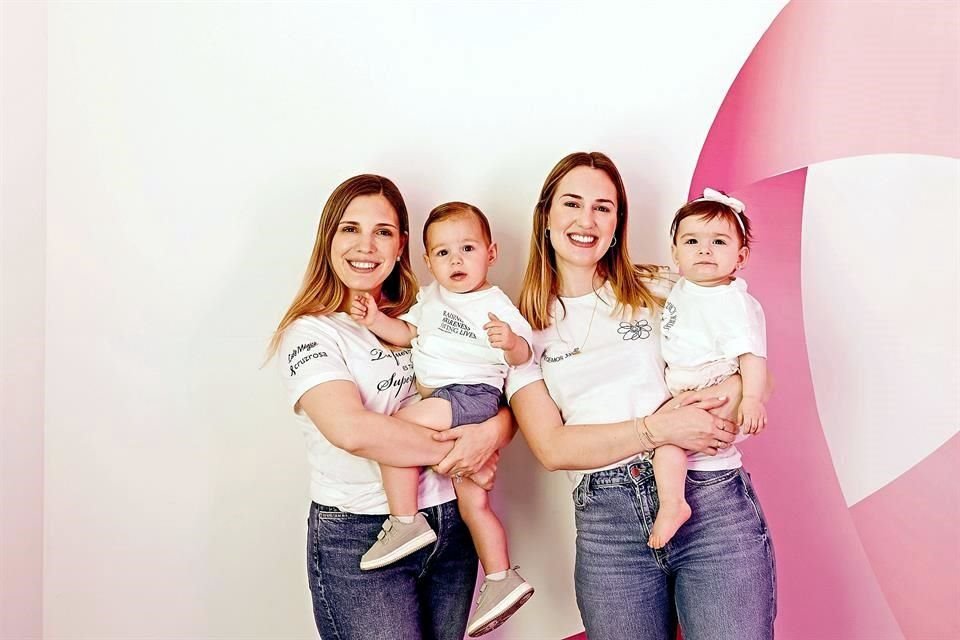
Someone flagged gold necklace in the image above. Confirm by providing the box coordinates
[560,293,601,356]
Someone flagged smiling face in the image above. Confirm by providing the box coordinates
[423,213,496,293]
[672,214,749,286]
[329,194,406,301]
[546,166,619,281]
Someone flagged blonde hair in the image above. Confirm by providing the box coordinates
[518,152,664,330]
[267,174,418,355]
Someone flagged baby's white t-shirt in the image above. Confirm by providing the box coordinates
[279,313,455,514]
[661,277,766,393]
[661,276,767,470]
[400,282,533,390]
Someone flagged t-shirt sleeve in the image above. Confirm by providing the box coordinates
[278,319,354,410]
[505,329,545,401]
[398,287,426,327]
[716,293,767,360]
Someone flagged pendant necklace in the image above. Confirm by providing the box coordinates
[563,293,601,356]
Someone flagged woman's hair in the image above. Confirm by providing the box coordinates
[669,198,753,248]
[268,174,418,355]
[422,201,492,249]
[519,152,664,330]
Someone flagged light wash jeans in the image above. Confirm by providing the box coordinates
[573,459,777,640]
[306,499,478,640]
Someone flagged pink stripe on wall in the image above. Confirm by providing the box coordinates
[691,0,960,196]
[0,2,46,639]
[850,434,960,639]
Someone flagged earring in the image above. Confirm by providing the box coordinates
[609,236,618,248]
[544,229,551,238]
[396,256,401,262]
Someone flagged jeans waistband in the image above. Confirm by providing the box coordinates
[584,457,655,489]
[310,498,459,518]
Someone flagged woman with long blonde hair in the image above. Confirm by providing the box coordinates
[505,152,776,639]
[272,174,513,639]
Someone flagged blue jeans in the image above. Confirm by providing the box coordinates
[306,499,478,640]
[573,460,777,640]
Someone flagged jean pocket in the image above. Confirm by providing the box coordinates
[685,467,741,487]
[572,476,590,510]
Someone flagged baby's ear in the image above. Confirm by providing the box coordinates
[737,245,751,269]
[487,242,499,265]
[422,252,433,274]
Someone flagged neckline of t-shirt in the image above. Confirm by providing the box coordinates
[559,280,613,304]
[680,277,745,295]
[434,282,502,299]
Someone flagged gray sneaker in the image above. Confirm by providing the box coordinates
[359,514,437,571]
[466,567,535,637]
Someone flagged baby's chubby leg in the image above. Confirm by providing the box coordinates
[394,397,454,431]
[380,464,422,517]
[455,479,509,575]
[648,444,692,549]
[380,397,454,514]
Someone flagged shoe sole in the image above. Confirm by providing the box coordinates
[466,583,535,637]
[359,530,438,571]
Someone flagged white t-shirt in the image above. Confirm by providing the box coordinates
[506,275,746,475]
[400,282,533,390]
[279,313,455,514]
[661,277,766,393]
[661,277,767,470]
[507,279,671,480]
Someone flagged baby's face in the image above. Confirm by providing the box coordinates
[671,214,749,286]
[424,214,496,293]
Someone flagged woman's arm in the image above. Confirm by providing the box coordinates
[298,380,454,467]
[509,381,738,472]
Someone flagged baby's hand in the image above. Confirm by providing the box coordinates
[483,312,518,352]
[738,397,767,435]
[349,292,380,327]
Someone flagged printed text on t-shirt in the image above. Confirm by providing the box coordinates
[438,310,478,340]
[661,302,678,340]
[288,342,328,376]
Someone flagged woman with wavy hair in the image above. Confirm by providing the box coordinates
[271,174,512,639]
[506,152,776,639]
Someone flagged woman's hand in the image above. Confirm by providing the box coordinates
[671,375,743,422]
[466,451,500,491]
[432,417,502,477]
[649,396,738,456]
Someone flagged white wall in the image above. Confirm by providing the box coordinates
[0,1,46,638]
[42,2,785,638]
[803,154,959,507]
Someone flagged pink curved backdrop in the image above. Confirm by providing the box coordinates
[690,1,959,639]
[570,1,958,638]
